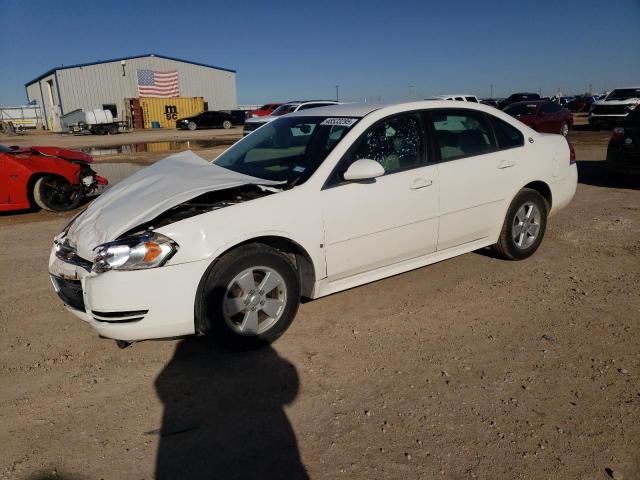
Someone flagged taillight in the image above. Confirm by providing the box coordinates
[611,127,625,141]
[567,139,576,164]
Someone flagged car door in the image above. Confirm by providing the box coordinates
[321,112,439,280]
[430,108,523,251]
[537,103,557,133]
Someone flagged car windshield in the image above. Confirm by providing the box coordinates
[606,89,640,101]
[504,104,537,116]
[271,104,298,116]
[214,116,358,186]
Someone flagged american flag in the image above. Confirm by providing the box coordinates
[136,69,180,97]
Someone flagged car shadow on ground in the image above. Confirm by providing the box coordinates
[577,160,640,190]
[153,337,309,480]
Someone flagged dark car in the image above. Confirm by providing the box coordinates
[480,98,501,108]
[504,100,573,136]
[498,92,541,110]
[176,111,234,131]
[567,96,597,113]
[606,108,640,174]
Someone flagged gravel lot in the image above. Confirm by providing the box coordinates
[1,128,638,480]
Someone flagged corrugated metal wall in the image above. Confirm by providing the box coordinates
[26,55,236,129]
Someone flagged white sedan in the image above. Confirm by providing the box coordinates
[49,101,577,348]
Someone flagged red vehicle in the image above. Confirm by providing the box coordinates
[0,144,107,212]
[504,100,573,136]
[245,103,283,119]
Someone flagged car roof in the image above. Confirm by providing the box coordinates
[283,100,339,106]
[286,100,511,119]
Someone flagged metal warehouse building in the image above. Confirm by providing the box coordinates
[25,53,237,131]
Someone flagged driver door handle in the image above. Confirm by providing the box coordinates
[497,159,516,169]
[410,178,433,190]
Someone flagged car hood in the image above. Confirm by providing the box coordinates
[64,150,281,259]
[594,98,640,106]
[9,146,92,163]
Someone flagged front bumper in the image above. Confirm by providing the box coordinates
[48,246,211,341]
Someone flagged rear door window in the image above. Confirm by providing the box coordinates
[428,110,496,161]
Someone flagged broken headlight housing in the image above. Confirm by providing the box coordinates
[93,232,178,272]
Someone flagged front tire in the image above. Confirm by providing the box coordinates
[199,244,301,348]
[560,121,569,136]
[33,176,83,212]
[493,188,548,260]
[222,120,232,129]
[187,121,197,131]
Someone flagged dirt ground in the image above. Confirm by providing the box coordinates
[1,127,639,480]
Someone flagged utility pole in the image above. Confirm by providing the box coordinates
[490,84,494,99]
[335,84,339,102]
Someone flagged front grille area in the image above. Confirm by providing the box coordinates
[592,105,628,115]
[50,275,85,311]
[243,122,263,132]
[91,309,148,323]
[55,240,92,271]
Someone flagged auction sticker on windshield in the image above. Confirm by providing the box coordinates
[320,118,358,127]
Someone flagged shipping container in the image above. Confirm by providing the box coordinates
[138,97,204,129]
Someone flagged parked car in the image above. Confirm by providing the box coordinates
[481,99,501,108]
[567,96,597,113]
[0,145,107,212]
[429,94,479,103]
[176,111,234,131]
[498,93,541,110]
[504,100,573,136]
[243,100,339,135]
[589,87,640,129]
[606,107,640,174]
[246,103,283,119]
[48,101,577,348]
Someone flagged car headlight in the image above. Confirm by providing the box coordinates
[93,232,178,272]
[626,104,637,111]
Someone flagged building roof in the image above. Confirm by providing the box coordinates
[25,53,236,86]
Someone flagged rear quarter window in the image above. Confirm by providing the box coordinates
[491,116,524,150]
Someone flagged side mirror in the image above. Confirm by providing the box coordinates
[343,159,385,181]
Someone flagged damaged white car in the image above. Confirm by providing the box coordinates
[49,102,577,348]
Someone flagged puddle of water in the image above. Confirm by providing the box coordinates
[92,163,147,185]
[81,139,235,157]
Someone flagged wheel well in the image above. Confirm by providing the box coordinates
[193,236,317,334]
[523,181,552,209]
[238,236,316,299]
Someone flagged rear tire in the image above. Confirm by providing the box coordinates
[188,121,197,131]
[33,176,83,212]
[199,244,301,349]
[222,120,232,129]
[560,121,569,136]
[493,188,548,260]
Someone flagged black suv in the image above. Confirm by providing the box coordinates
[498,92,541,110]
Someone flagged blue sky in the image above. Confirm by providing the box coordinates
[0,0,638,105]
